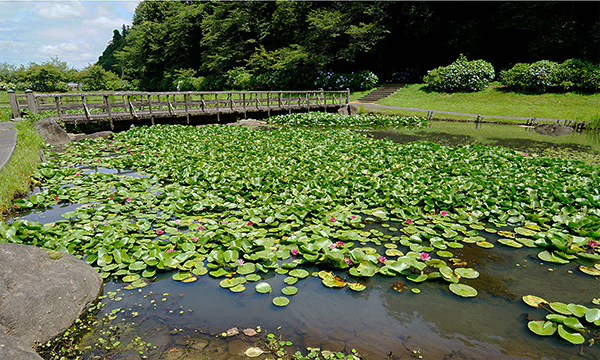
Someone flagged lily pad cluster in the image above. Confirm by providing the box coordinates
[1,124,599,303]
[266,112,428,127]
[523,295,600,346]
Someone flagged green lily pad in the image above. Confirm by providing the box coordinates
[436,250,453,258]
[347,282,366,291]
[449,283,478,298]
[123,274,140,282]
[476,241,494,249]
[245,274,261,282]
[585,308,600,323]
[546,314,567,323]
[514,227,536,237]
[455,268,479,279]
[497,238,523,248]
[549,302,572,315]
[272,296,290,307]
[523,295,548,308]
[284,276,298,285]
[562,317,585,330]
[557,324,585,344]
[229,284,245,292]
[538,251,569,264]
[255,282,272,294]
[289,269,309,279]
[236,262,256,275]
[411,288,421,294]
[527,320,557,336]
[282,286,298,296]
[406,273,428,283]
[579,265,600,276]
[566,304,589,318]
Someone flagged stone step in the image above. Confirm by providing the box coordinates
[357,84,404,102]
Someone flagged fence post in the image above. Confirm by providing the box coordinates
[346,88,350,104]
[7,90,20,119]
[25,89,38,115]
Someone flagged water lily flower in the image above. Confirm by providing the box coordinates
[175,219,181,224]
[405,218,413,224]
[378,255,387,264]
[156,229,164,235]
[330,217,336,222]
[522,152,528,156]
[589,240,598,248]
[222,220,228,225]
[198,226,204,231]
[96,159,101,163]
[75,173,80,176]
[350,215,357,220]
[329,243,337,250]
[420,252,431,261]
[53,196,59,201]
[13,204,17,209]
[247,221,253,226]
[440,211,448,216]
[109,196,114,200]
[262,217,266,222]
[236,259,244,266]
[291,249,299,256]
[127,148,131,151]
[166,249,174,253]
[125,198,132,203]
[336,241,345,247]
[344,258,352,265]
[192,237,199,242]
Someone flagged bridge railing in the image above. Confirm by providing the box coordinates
[7,89,350,124]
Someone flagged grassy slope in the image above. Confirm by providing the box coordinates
[374,83,600,121]
[0,114,44,217]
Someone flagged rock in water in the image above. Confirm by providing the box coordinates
[34,118,70,145]
[0,243,102,346]
[0,332,43,360]
[534,123,574,137]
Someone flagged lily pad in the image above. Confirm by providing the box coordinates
[245,347,264,357]
[523,295,548,308]
[497,238,523,248]
[230,284,246,292]
[245,274,261,282]
[289,268,309,279]
[579,265,600,276]
[284,276,298,285]
[449,283,478,298]
[255,282,272,294]
[475,241,494,249]
[436,250,453,258]
[585,308,600,323]
[272,296,290,307]
[455,268,479,279]
[348,282,366,291]
[282,286,298,296]
[557,324,585,344]
[527,320,557,336]
[549,302,572,315]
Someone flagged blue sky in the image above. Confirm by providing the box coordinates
[0,1,141,69]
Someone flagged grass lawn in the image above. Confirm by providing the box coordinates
[372,83,600,123]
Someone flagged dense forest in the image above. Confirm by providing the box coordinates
[93,1,599,90]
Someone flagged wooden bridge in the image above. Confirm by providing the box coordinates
[7,89,350,130]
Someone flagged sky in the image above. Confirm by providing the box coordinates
[0,1,141,69]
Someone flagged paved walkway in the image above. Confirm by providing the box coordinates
[352,102,571,122]
[0,122,17,171]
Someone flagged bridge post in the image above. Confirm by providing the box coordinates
[346,88,350,104]
[25,89,38,115]
[7,90,20,119]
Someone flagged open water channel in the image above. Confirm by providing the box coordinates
[12,121,600,360]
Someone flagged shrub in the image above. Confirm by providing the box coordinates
[580,68,600,91]
[313,70,378,91]
[424,54,495,92]
[499,60,558,93]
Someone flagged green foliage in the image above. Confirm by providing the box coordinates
[78,65,121,91]
[267,112,427,127]
[314,70,378,91]
[423,54,495,92]
[500,59,600,93]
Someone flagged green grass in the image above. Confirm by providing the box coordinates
[372,83,600,122]
[0,117,44,217]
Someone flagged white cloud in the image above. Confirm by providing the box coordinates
[83,16,130,29]
[38,42,88,56]
[121,1,141,14]
[36,2,86,20]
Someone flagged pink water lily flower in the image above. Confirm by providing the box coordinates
[378,255,386,264]
[344,258,352,265]
[405,218,413,224]
[440,211,448,216]
[420,252,431,261]
[125,198,132,203]
[247,221,253,226]
[236,259,244,266]
[589,240,598,248]
[13,204,17,209]
[522,152,528,156]
[350,215,357,220]
[53,196,59,201]
[175,219,181,224]
[192,237,199,242]
[75,173,81,176]
[156,229,164,235]
[291,249,299,256]
[109,196,114,200]
[329,243,337,250]
[166,249,174,253]
[198,225,204,231]
[222,220,228,225]
[330,217,336,222]
[336,241,345,247]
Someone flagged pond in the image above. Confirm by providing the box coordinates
[5,117,600,360]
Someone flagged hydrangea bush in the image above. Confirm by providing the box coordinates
[314,70,378,91]
[423,54,495,92]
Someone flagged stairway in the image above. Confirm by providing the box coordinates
[357,84,404,103]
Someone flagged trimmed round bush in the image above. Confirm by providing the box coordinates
[423,54,495,92]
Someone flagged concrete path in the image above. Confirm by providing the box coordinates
[0,122,17,171]
[352,102,572,122]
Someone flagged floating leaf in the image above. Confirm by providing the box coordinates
[289,269,309,279]
[538,251,569,264]
[436,250,453,258]
[406,273,428,283]
[527,320,557,336]
[497,238,522,248]
[449,283,478,298]
[348,282,366,291]
[585,308,600,323]
[255,282,271,294]
[411,288,421,294]
[523,295,548,308]
[236,263,256,275]
[245,347,264,357]
[182,276,198,283]
[245,274,261,282]
[563,317,585,330]
[230,284,245,292]
[557,325,584,344]
[282,286,298,296]
[546,314,567,323]
[273,296,290,307]
[579,265,600,276]
[123,274,140,283]
[566,304,589,318]
[549,302,572,315]
[284,276,298,285]
[476,241,494,249]
[455,268,479,279]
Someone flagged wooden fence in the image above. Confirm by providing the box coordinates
[7,89,350,129]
